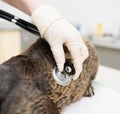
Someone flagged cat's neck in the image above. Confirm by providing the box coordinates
[22,38,55,64]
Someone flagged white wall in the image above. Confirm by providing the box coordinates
[0,0,120,34]
[47,0,120,34]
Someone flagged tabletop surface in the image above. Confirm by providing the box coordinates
[62,81,120,114]
[62,65,120,114]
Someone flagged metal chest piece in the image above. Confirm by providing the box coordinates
[53,60,75,86]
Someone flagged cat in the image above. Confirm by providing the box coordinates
[0,38,99,114]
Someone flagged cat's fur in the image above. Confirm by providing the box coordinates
[0,38,99,114]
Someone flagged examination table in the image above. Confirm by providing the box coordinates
[62,65,120,114]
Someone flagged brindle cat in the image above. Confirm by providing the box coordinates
[0,38,99,114]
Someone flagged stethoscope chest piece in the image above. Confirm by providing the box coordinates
[53,66,72,86]
[53,60,75,86]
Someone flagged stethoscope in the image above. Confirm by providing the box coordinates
[0,9,40,36]
[0,9,75,86]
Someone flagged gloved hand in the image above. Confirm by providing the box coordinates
[32,5,89,80]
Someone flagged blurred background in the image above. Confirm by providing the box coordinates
[0,1,120,112]
[0,0,120,70]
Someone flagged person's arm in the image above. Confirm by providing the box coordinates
[2,0,89,80]
[2,0,46,15]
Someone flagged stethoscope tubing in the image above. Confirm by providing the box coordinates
[0,9,40,36]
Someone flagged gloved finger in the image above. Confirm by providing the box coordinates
[66,44,83,80]
[80,44,89,61]
[51,44,65,72]
[73,60,83,80]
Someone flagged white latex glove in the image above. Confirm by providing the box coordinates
[32,5,89,80]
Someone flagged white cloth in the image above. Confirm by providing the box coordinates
[62,81,120,114]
